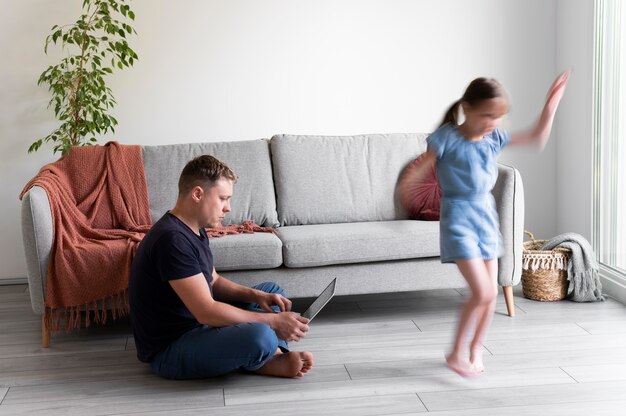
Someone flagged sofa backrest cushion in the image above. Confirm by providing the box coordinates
[270,133,427,226]
[397,152,441,220]
[142,140,279,227]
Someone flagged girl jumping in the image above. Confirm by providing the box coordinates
[413,71,569,376]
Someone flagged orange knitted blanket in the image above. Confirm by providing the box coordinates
[19,142,152,332]
[205,220,275,238]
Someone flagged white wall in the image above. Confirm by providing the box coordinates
[0,0,560,281]
[555,0,594,240]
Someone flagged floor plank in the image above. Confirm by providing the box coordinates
[223,367,575,406]
[485,332,626,355]
[126,394,427,416]
[0,388,8,404]
[562,363,626,383]
[386,400,626,416]
[0,387,225,416]
[0,335,129,359]
[345,347,626,380]
[418,380,626,412]
[576,318,626,334]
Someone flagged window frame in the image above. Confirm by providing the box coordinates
[592,0,626,282]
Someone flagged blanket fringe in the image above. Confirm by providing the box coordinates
[43,289,130,334]
[522,254,568,272]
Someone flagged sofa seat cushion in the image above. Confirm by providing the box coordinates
[277,220,440,268]
[210,232,283,271]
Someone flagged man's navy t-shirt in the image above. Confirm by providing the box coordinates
[129,212,214,362]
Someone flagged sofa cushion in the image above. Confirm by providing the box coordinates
[276,220,440,268]
[142,140,279,227]
[210,232,283,271]
[397,152,441,220]
[271,134,427,226]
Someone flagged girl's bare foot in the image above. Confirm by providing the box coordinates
[446,353,480,378]
[470,349,485,373]
[255,350,314,378]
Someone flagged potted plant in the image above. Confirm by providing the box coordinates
[31,0,138,155]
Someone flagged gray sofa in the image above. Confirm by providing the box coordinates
[21,133,524,346]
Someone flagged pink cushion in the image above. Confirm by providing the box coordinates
[397,152,441,220]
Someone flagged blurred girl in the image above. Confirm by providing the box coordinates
[410,71,569,376]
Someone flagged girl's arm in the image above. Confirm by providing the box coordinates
[509,70,570,149]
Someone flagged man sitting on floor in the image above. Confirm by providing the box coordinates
[129,155,313,379]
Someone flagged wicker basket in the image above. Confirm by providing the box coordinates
[521,231,571,301]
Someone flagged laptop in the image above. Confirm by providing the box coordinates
[300,278,337,321]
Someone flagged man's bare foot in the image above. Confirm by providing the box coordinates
[255,350,314,378]
[299,351,314,375]
[446,353,480,378]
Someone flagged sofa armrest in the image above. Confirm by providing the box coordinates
[493,163,524,287]
[21,186,53,315]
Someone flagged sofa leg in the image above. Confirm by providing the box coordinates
[503,286,515,317]
[42,315,50,348]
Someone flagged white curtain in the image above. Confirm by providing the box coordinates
[594,0,626,275]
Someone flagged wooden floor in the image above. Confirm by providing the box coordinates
[2,283,626,415]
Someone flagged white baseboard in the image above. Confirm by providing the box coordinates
[0,277,28,286]
[600,265,626,305]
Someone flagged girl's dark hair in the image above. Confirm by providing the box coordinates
[439,78,506,127]
[178,155,237,196]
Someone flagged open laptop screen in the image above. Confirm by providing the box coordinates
[301,278,337,321]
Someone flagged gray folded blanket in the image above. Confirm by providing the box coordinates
[541,233,605,302]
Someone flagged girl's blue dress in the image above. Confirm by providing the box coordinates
[426,123,510,263]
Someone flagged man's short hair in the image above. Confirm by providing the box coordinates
[178,155,237,196]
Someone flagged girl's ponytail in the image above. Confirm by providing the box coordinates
[438,78,507,128]
[439,99,461,127]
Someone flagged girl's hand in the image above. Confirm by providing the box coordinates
[256,292,292,313]
[545,70,570,111]
[509,69,571,148]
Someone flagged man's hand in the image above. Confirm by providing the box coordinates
[268,312,310,342]
[255,291,292,313]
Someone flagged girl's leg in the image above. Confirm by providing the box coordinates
[469,259,499,372]
[447,258,497,376]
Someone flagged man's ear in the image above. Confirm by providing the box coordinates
[190,185,205,202]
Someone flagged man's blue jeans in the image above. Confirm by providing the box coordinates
[149,282,289,379]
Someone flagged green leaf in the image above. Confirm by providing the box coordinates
[28,139,43,153]
[52,30,62,43]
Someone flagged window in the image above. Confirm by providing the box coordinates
[593,0,626,280]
